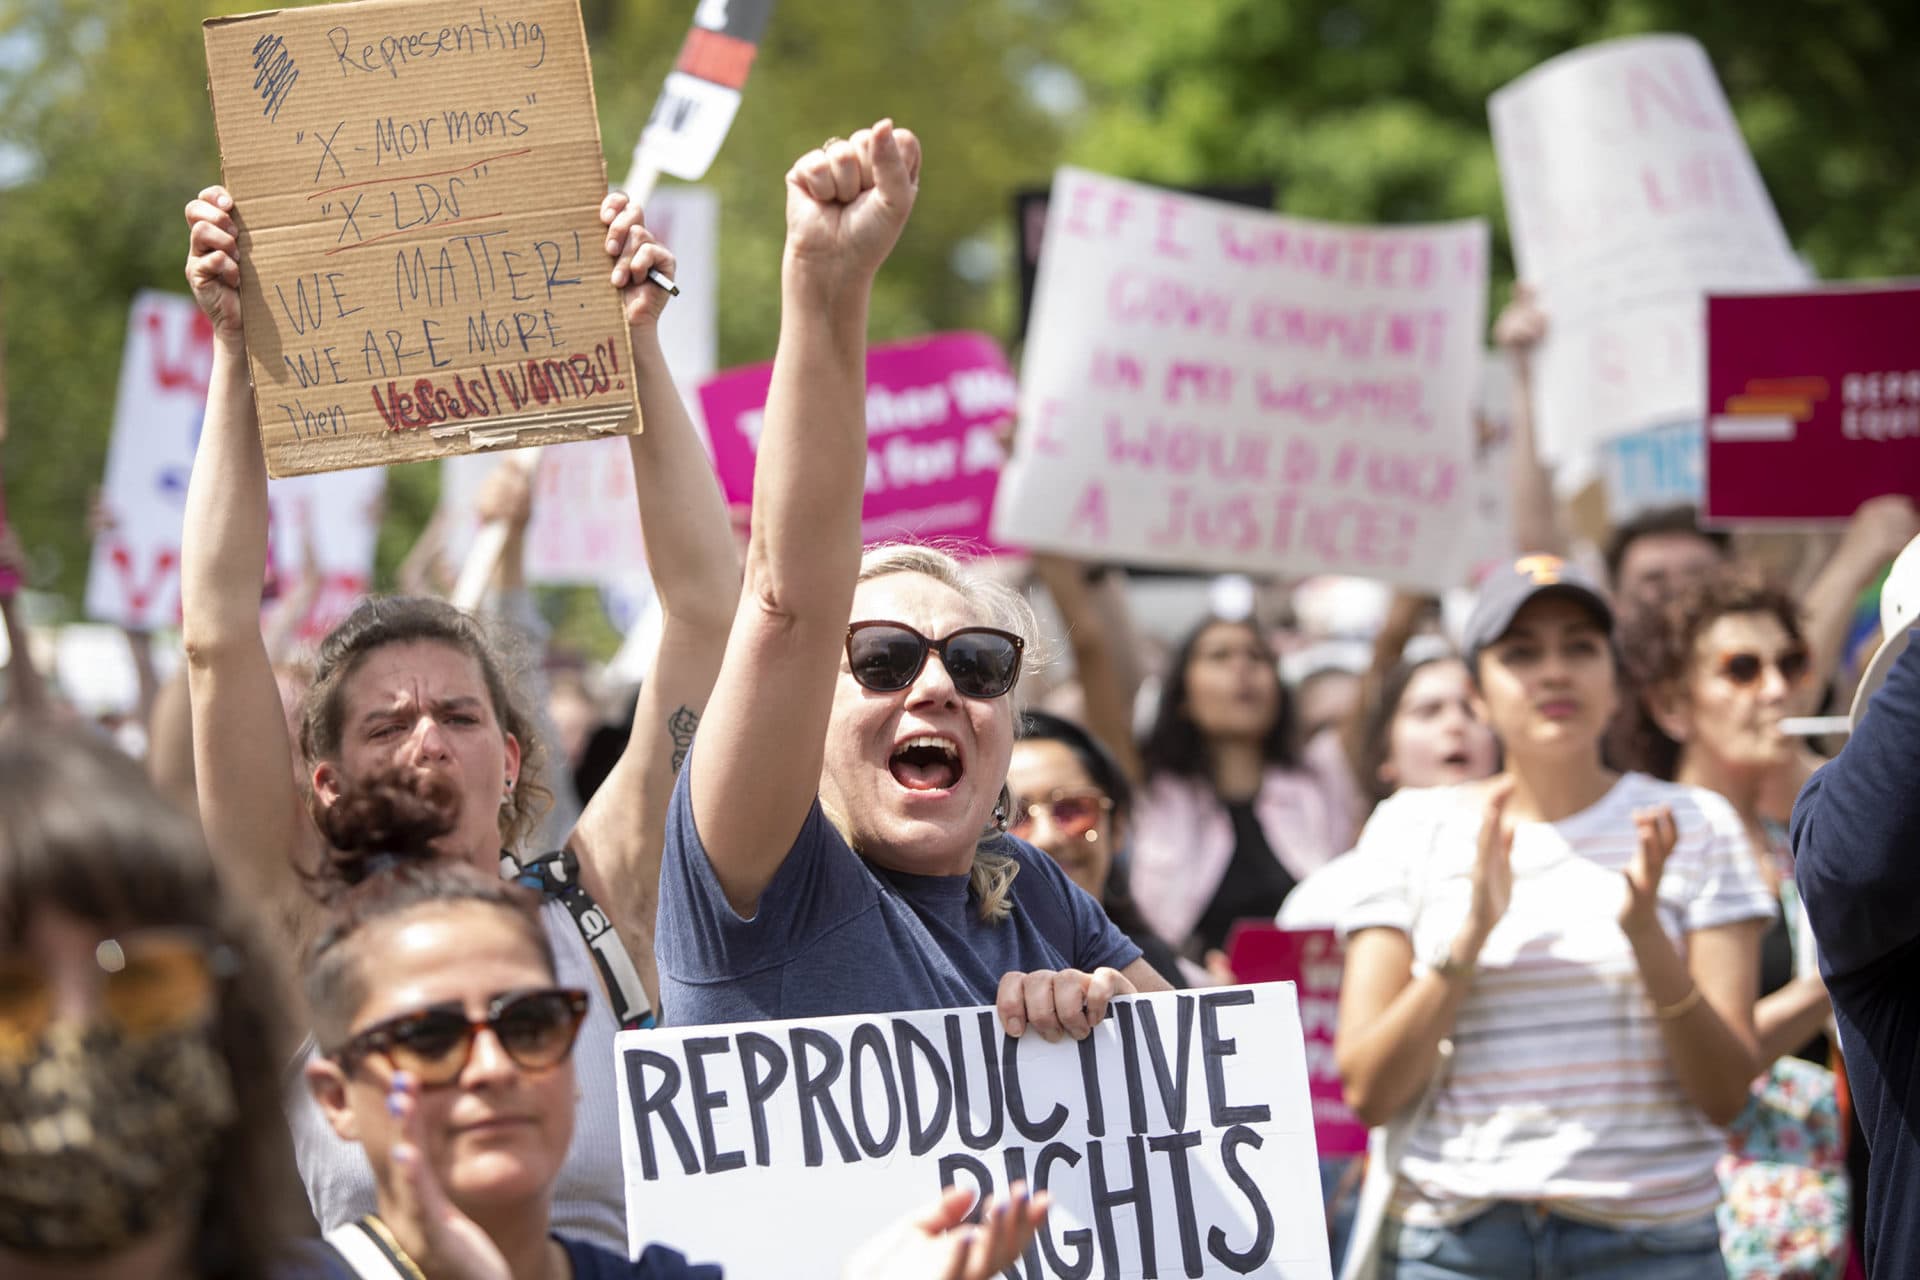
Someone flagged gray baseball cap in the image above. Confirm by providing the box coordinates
[1462,554,1614,669]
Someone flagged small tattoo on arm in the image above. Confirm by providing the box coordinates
[668,706,700,775]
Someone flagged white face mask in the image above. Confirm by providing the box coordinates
[0,1020,236,1258]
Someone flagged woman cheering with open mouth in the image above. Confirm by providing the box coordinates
[656,120,1169,1036]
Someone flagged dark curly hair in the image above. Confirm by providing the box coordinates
[298,596,553,850]
[1613,566,1804,780]
[0,730,305,1280]
[1140,617,1299,781]
[303,768,553,1054]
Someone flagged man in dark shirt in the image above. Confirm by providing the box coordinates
[1791,535,1920,1280]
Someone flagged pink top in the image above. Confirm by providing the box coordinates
[1129,731,1359,949]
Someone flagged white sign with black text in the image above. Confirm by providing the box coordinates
[614,984,1332,1279]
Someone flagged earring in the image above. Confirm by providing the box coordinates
[501,777,515,806]
[1083,828,1100,844]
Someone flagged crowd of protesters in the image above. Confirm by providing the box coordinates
[0,109,1917,1280]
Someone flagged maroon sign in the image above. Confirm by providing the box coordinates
[1705,284,1920,524]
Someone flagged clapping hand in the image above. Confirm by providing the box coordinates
[382,1074,512,1280]
[845,1184,1048,1280]
[1620,806,1677,939]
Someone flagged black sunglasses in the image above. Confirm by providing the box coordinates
[1715,648,1811,688]
[331,987,588,1088]
[845,621,1025,700]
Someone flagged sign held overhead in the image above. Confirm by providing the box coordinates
[993,168,1488,590]
[202,0,639,478]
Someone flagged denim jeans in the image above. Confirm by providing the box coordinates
[1378,1201,1724,1280]
[1319,1155,1362,1275]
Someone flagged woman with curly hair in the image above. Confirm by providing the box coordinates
[1614,566,1836,1068]
[181,170,737,1248]
[1615,567,1854,1277]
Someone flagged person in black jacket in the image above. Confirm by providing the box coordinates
[1791,534,1920,1280]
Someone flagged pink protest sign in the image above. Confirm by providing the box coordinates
[993,168,1488,589]
[699,332,1017,550]
[1705,284,1920,525]
[1225,923,1366,1157]
[0,483,18,597]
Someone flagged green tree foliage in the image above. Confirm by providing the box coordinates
[1061,0,1920,283]
[0,0,1067,621]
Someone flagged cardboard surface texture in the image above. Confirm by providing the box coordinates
[203,0,638,478]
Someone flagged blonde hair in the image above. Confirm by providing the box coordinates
[824,542,1044,923]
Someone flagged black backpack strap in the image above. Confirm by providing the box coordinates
[501,848,656,1031]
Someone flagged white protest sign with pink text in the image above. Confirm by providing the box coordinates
[614,984,1330,1279]
[1489,35,1808,464]
[84,291,384,635]
[992,170,1486,588]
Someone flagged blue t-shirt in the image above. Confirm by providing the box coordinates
[283,1236,715,1278]
[657,763,1143,1027]
[563,1238,722,1278]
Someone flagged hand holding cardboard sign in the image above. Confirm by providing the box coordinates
[182,185,244,343]
[783,119,921,289]
[601,191,679,334]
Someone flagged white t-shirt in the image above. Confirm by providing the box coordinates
[1339,773,1773,1227]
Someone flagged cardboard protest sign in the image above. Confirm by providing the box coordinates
[631,0,776,184]
[201,0,638,478]
[83,292,384,633]
[1013,183,1274,343]
[1490,35,1808,464]
[701,332,1019,551]
[441,187,720,587]
[1704,284,1920,525]
[1603,421,1702,521]
[1222,927,1365,1160]
[615,985,1331,1278]
[992,169,1487,589]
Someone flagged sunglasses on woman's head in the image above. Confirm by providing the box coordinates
[1008,790,1113,841]
[845,621,1025,700]
[1714,649,1811,688]
[0,929,233,1065]
[332,987,588,1088]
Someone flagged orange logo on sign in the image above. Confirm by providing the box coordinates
[1513,554,1564,585]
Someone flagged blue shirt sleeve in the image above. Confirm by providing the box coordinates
[656,756,878,984]
[1006,835,1143,975]
[1792,627,1920,978]
[559,1236,723,1278]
